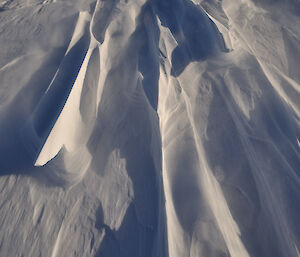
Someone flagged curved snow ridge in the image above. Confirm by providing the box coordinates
[15,11,92,186]
[29,0,227,175]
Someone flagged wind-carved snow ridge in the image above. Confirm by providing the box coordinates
[0,0,299,256]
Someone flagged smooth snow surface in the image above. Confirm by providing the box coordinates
[0,0,299,256]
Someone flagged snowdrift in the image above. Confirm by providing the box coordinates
[0,0,299,256]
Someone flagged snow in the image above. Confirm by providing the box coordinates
[0,0,299,256]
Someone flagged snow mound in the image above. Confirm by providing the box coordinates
[0,0,299,256]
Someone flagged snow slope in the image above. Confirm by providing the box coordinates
[0,0,299,256]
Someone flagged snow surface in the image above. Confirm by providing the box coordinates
[0,0,299,256]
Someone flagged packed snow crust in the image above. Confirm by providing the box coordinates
[0,0,299,256]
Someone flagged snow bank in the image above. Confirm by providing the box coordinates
[0,0,299,256]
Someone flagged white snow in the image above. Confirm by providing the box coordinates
[0,0,299,256]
